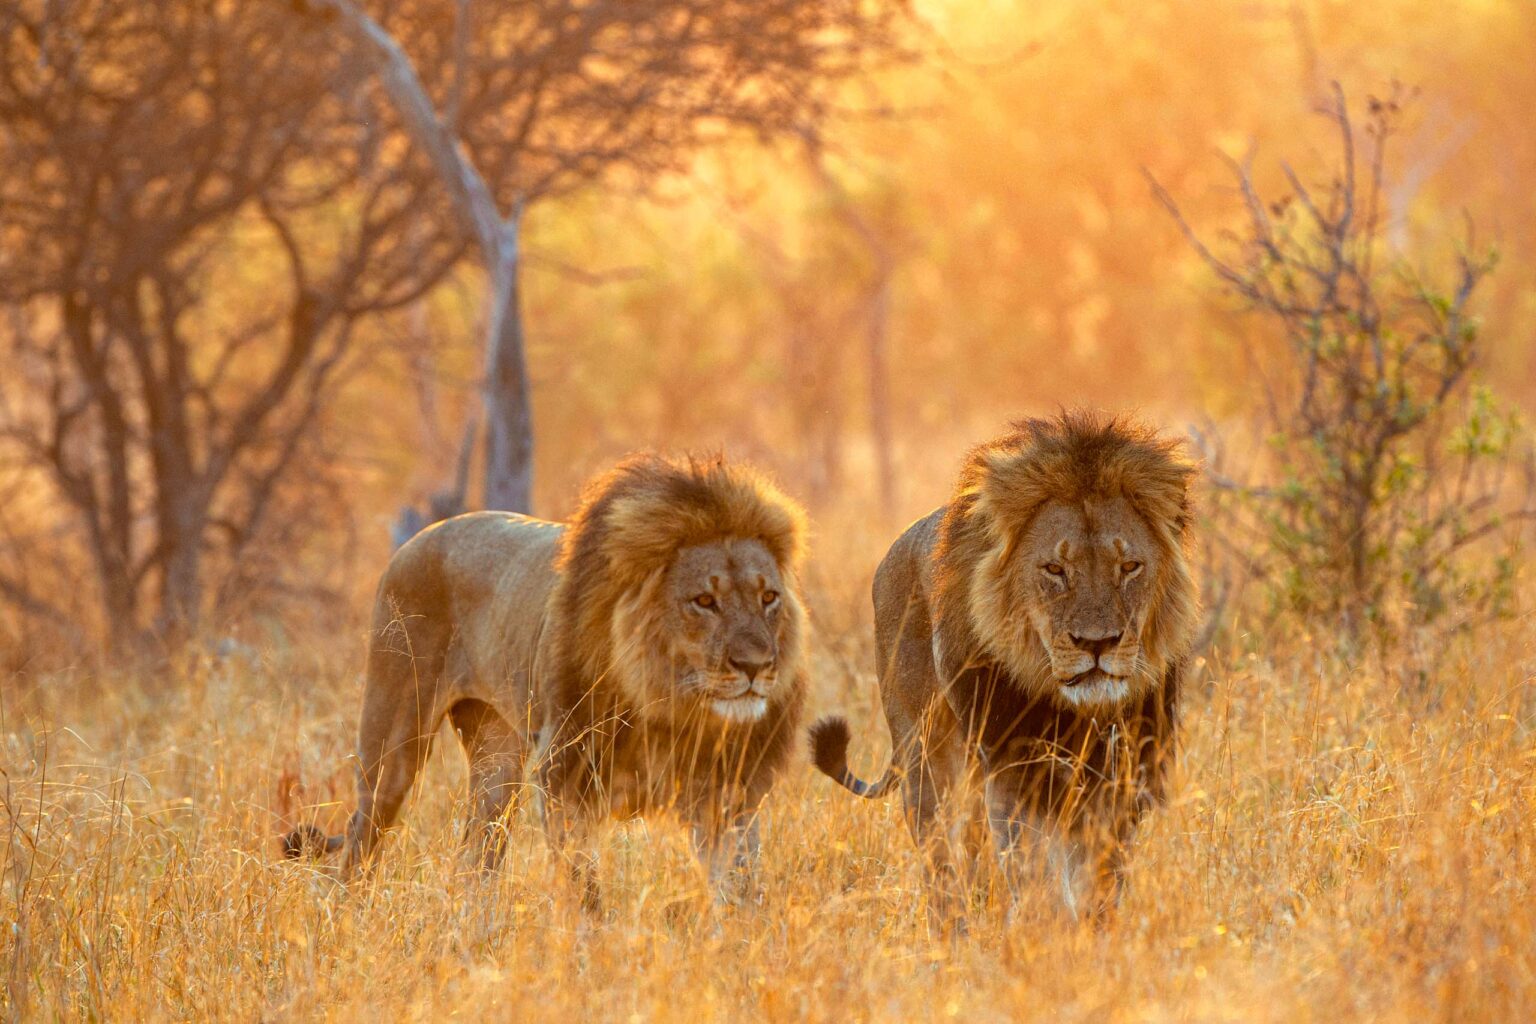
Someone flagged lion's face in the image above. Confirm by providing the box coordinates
[612,537,799,725]
[1016,495,1162,709]
[668,539,793,723]
[954,413,1197,717]
[964,487,1177,714]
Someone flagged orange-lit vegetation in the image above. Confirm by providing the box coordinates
[3,0,1536,1019]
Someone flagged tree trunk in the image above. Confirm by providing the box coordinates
[158,532,203,644]
[867,264,896,515]
[803,147,898,518]
[1345,483,1372,633]
[482,225,534,513]
[308,0,538,516]
[154,481,208,644]
[98,554,140,657]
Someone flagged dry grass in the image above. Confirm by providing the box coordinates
[3,600,1534,1022]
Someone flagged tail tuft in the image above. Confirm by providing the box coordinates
[281,823,336,860]
[810,716,853,780]
[809,715,895,798]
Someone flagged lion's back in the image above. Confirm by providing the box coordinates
[383,509,561,603]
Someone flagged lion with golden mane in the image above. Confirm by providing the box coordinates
[812,412,1197,928]
[286,454,809,908]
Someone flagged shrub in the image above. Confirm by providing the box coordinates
[1154,85,1533,637]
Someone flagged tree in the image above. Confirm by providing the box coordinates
[804,140,902,515]
[298,0,906,514]
[0,2,462,650]
[1152,85,1534,636]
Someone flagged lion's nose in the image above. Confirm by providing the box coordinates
[729,657,772,683]
[1070,633,1122,659]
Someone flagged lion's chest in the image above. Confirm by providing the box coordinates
[602,727,749,821]
[952,664,1152,823]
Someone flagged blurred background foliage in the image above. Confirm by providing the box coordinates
[507,0,1536,493]
[3,0,1535,663]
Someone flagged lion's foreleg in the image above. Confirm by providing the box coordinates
[983,767,1112,924]
[538,749,602,915]
[985,806,1028,900]
[1070,810,1138,923]
[450,700,526,873]
[1037,830,1129,924]
[535,713,609,915]
[542,797,603,915]
[982,769,1046,916]
[988,816,1129,925]
[1071,734,1151,922]
[691,811,762,908]
[1080,837,1127,922]
[568,836,603,917]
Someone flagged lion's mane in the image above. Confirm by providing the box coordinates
[541,453,810,803]
[933,410,1198,700]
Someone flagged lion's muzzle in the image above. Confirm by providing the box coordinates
[705,665,776,723]
[1051,629,1138,682]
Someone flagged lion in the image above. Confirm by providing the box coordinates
[811,412,1197,929]
[284,453,809,909]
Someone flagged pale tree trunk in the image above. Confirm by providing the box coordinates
[308,0,535,514]
[805,145,897,515]
[866,263,895,512]
[483,226,534,512]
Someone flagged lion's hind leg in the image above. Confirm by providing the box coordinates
[876,586,970,937]
[340,614,451,878]
[894,703,969,937]
[449,698,527,872]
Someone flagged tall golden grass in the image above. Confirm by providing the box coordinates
[4,564,1532,1021]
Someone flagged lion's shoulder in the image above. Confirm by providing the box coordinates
[397,509,563,551]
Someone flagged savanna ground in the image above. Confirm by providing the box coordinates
[5,538,1533,1021]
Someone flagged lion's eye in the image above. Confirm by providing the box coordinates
[1121,560,1143,575]
[1043,563,1065,577]
[761,590,779,606]
[693,594,717,610]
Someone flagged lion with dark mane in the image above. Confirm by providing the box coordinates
[812,412,1197,928]
[286,453,809,908]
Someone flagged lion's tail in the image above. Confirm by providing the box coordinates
[281,823,345,860]
[809,716,897,799]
